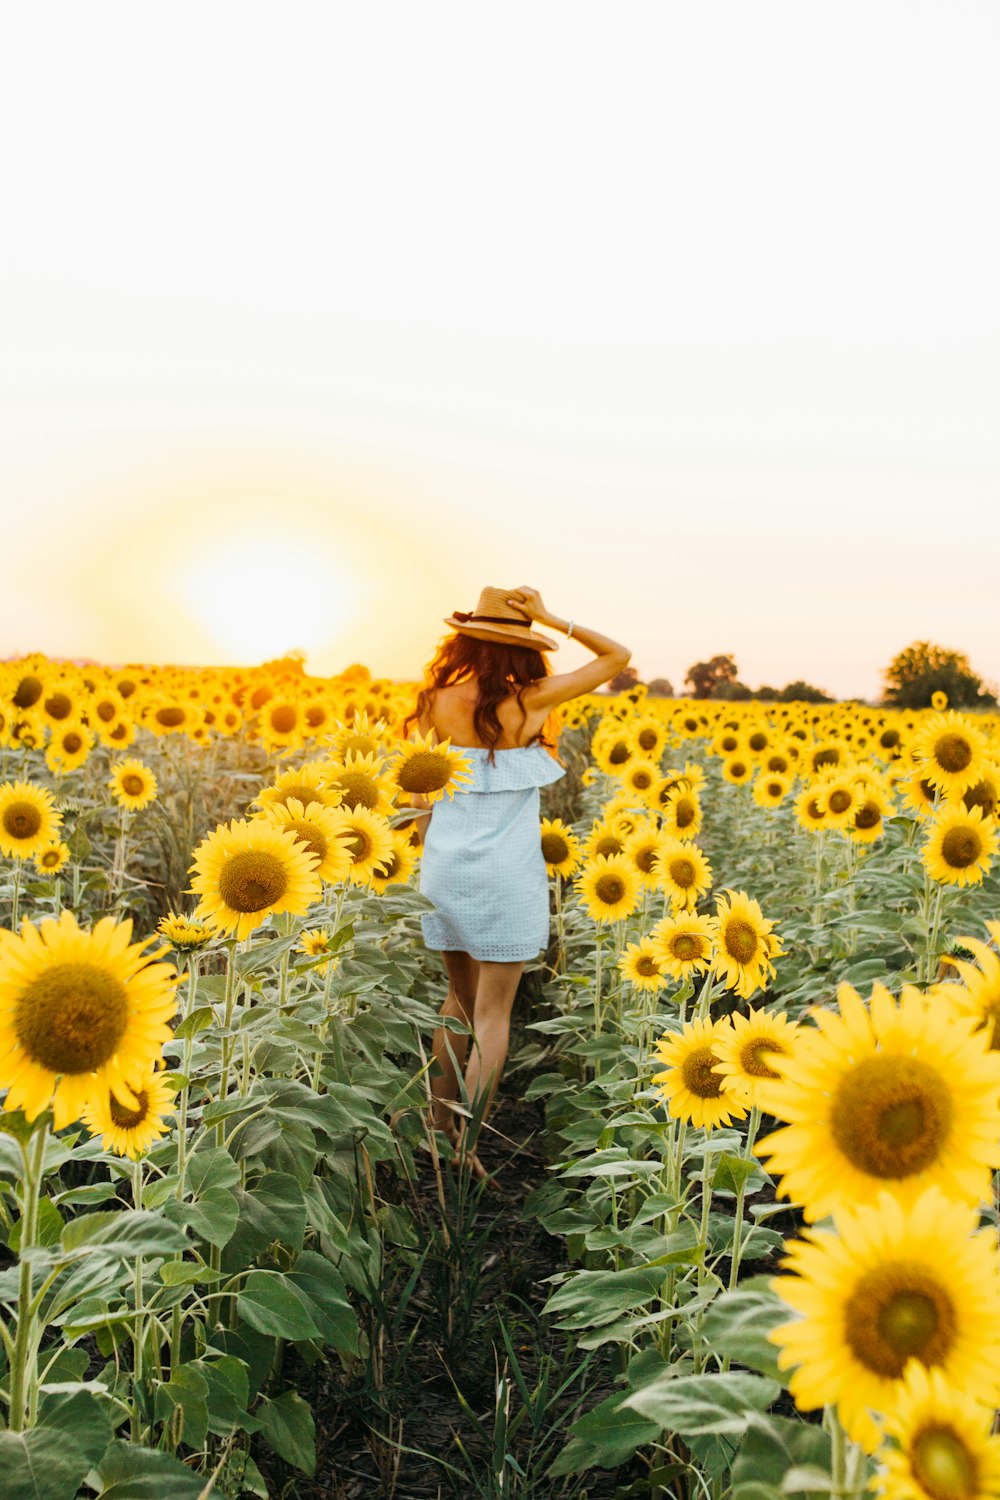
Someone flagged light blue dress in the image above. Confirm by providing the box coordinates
[419,744,567,962]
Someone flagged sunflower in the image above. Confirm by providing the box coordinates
[653,839,713,910]
[659,787,703,841]
[156,912,216,952]
[189,819,323,940]
[323,751,395,816]
[623,827,668,887]
[583,821,627,860]
[297,927,339,977]
[874,1362,1000,1500]
[722,753,754,786]
[935,923,1000,1049]
[623,757,662,798]
[922,805,997,888]
[108,758,159,812]
[752,772,792,809]
[912,712,987,797]
[820,773,861,829]
[254,761,340,814]
[82,1064,176,1159]
[40,681,80,726]
[34,841,71,876]
[105,717,137,750]
[955,763,1000,821]
[618,937,670,992]
[576,854,642,925]
[769,1188,1000,1452]
[257,696,305,749]
[45,721,95,775]
[389,733,474,804]
[539,817,582,878]
[632,716,669,761]
[368,829,419,894]
[809,740,843,776]
[711,890,781,999]
[0,780,63,860]
[0,910,180,1129]
[650,1017,747,1130]
[327,805,395,886]
[591,732,635,776]
[712,1007,800,1106]
[144,699,197,737]
[325,709,389,763]
[256,797,354,885]
[649,911,717,980]
[755,982,1000,1221]
[850,786,893,844]
[794,784,829,833]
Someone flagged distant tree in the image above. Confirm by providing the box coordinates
[604,665,641,694]
[685,654,739,699]
[646,677,675,697]
[756,685,779,701]
[713,679,754,701]
[779,680,835,704]
[882,642,996,710]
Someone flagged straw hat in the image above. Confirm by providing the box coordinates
[444,585,558,651]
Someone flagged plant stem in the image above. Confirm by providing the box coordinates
[8,1120,49,1432]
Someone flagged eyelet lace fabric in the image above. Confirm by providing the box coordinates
[418,745,566,961]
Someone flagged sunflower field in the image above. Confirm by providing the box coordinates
[1,654,1000,1500]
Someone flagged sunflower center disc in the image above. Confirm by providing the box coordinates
[4,802,43,840]
[15,963,130,1075]
[963,782,996,816]
[681,1045,724,1099]
[278,785,322,810]
[334,773,380,810]
[541,834,569,863]
[45,693,72,720]
[110,1089,149,1129]
[740,1039,787,1079]
[285,820,326,863]
[855,803,881,829]
[636,847,658,873]
[669,859,696,888]
[724,918,759,965]
[14,674,43,708]
[122,775,145,796]
[156,707,185,727]
[670,935,701,962]
[934,734,973,774]
[345,831,370,861]
[270,706,297,734]
[636,956,658,977]
[595,875,625,904]
[845,1263,956,1378]
[941,828,982,869]
[217,852,289,913]
[911,1425,980,1500]
[63,734,83,754]
[831,1056,953,1179]
[675,801,695,828]
[608,742,629,764]
[829,790,852,814]
[398,752,451,794]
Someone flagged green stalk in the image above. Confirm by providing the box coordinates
[728,1106,760,1292]
[174,958,200,1199]
[8,1120,49,1432]
[131,1157,145,1442]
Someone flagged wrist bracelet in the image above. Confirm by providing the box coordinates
[565,619,575,640]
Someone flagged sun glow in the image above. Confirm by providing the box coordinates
[173,538,363,665]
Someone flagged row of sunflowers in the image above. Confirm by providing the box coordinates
[0,652,999,1497]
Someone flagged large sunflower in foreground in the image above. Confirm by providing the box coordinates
[389,733,474,805]
[650,1016,747,1130]
[874,1362,1000,1500]
[755,982,1000,1221]
[0,780,63,860]
[711,890,782,999]
[769,1188,1000,1453]
[922,804,998,888]
[649,911,716,980]
[911,712,988,797]
[0,910,180,1128]
[576,854,642,925]
[256,797,354,884]
[82,1063,176,1159]
[189,819,323,940]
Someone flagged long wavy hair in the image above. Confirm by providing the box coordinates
[401,633,558,766]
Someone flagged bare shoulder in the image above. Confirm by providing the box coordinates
[522,658,627,710]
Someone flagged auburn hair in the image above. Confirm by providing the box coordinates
[402,633,558,766]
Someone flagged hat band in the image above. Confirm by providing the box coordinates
[453,612,532,626]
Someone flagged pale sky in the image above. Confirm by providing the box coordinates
[2,2,998,701]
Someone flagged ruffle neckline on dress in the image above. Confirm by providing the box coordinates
[452,743,567,793]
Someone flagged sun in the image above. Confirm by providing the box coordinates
[173,537,362,663]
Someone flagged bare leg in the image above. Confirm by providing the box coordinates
[429,950,479,1139]
[458,960,526,1164]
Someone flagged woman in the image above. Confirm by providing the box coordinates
[401,584,631,1179]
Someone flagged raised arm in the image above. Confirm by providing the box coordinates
[510,586,632,711]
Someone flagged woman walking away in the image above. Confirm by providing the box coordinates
[401,584,631,1181]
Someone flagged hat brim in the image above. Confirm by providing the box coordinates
[442,618,558,652]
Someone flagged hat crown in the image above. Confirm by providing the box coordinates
[472,585,530,624]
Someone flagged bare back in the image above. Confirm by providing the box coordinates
[424,682,551,750]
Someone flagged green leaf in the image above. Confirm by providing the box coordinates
[548,1389,661,1476]
[224,1172,307,1266]
[60,1209,188,1260]
[91,1441,205,1498]
[542,1266,668,1330]
[166,1187,239,1248]
[621,1370,782,1435]
[0,1390,111,1500]
[732,1414,833,1498]
[700,1285,789,1382]
[185,1145,240,1196]
[288,1250,360,1356]
[9,1196,63,1252]
[193,1356,251,1434]
[173,1004,216,1041]
[153,1365,209,1450]
[254,1390,317,1474]
[238,1270,323,1342]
